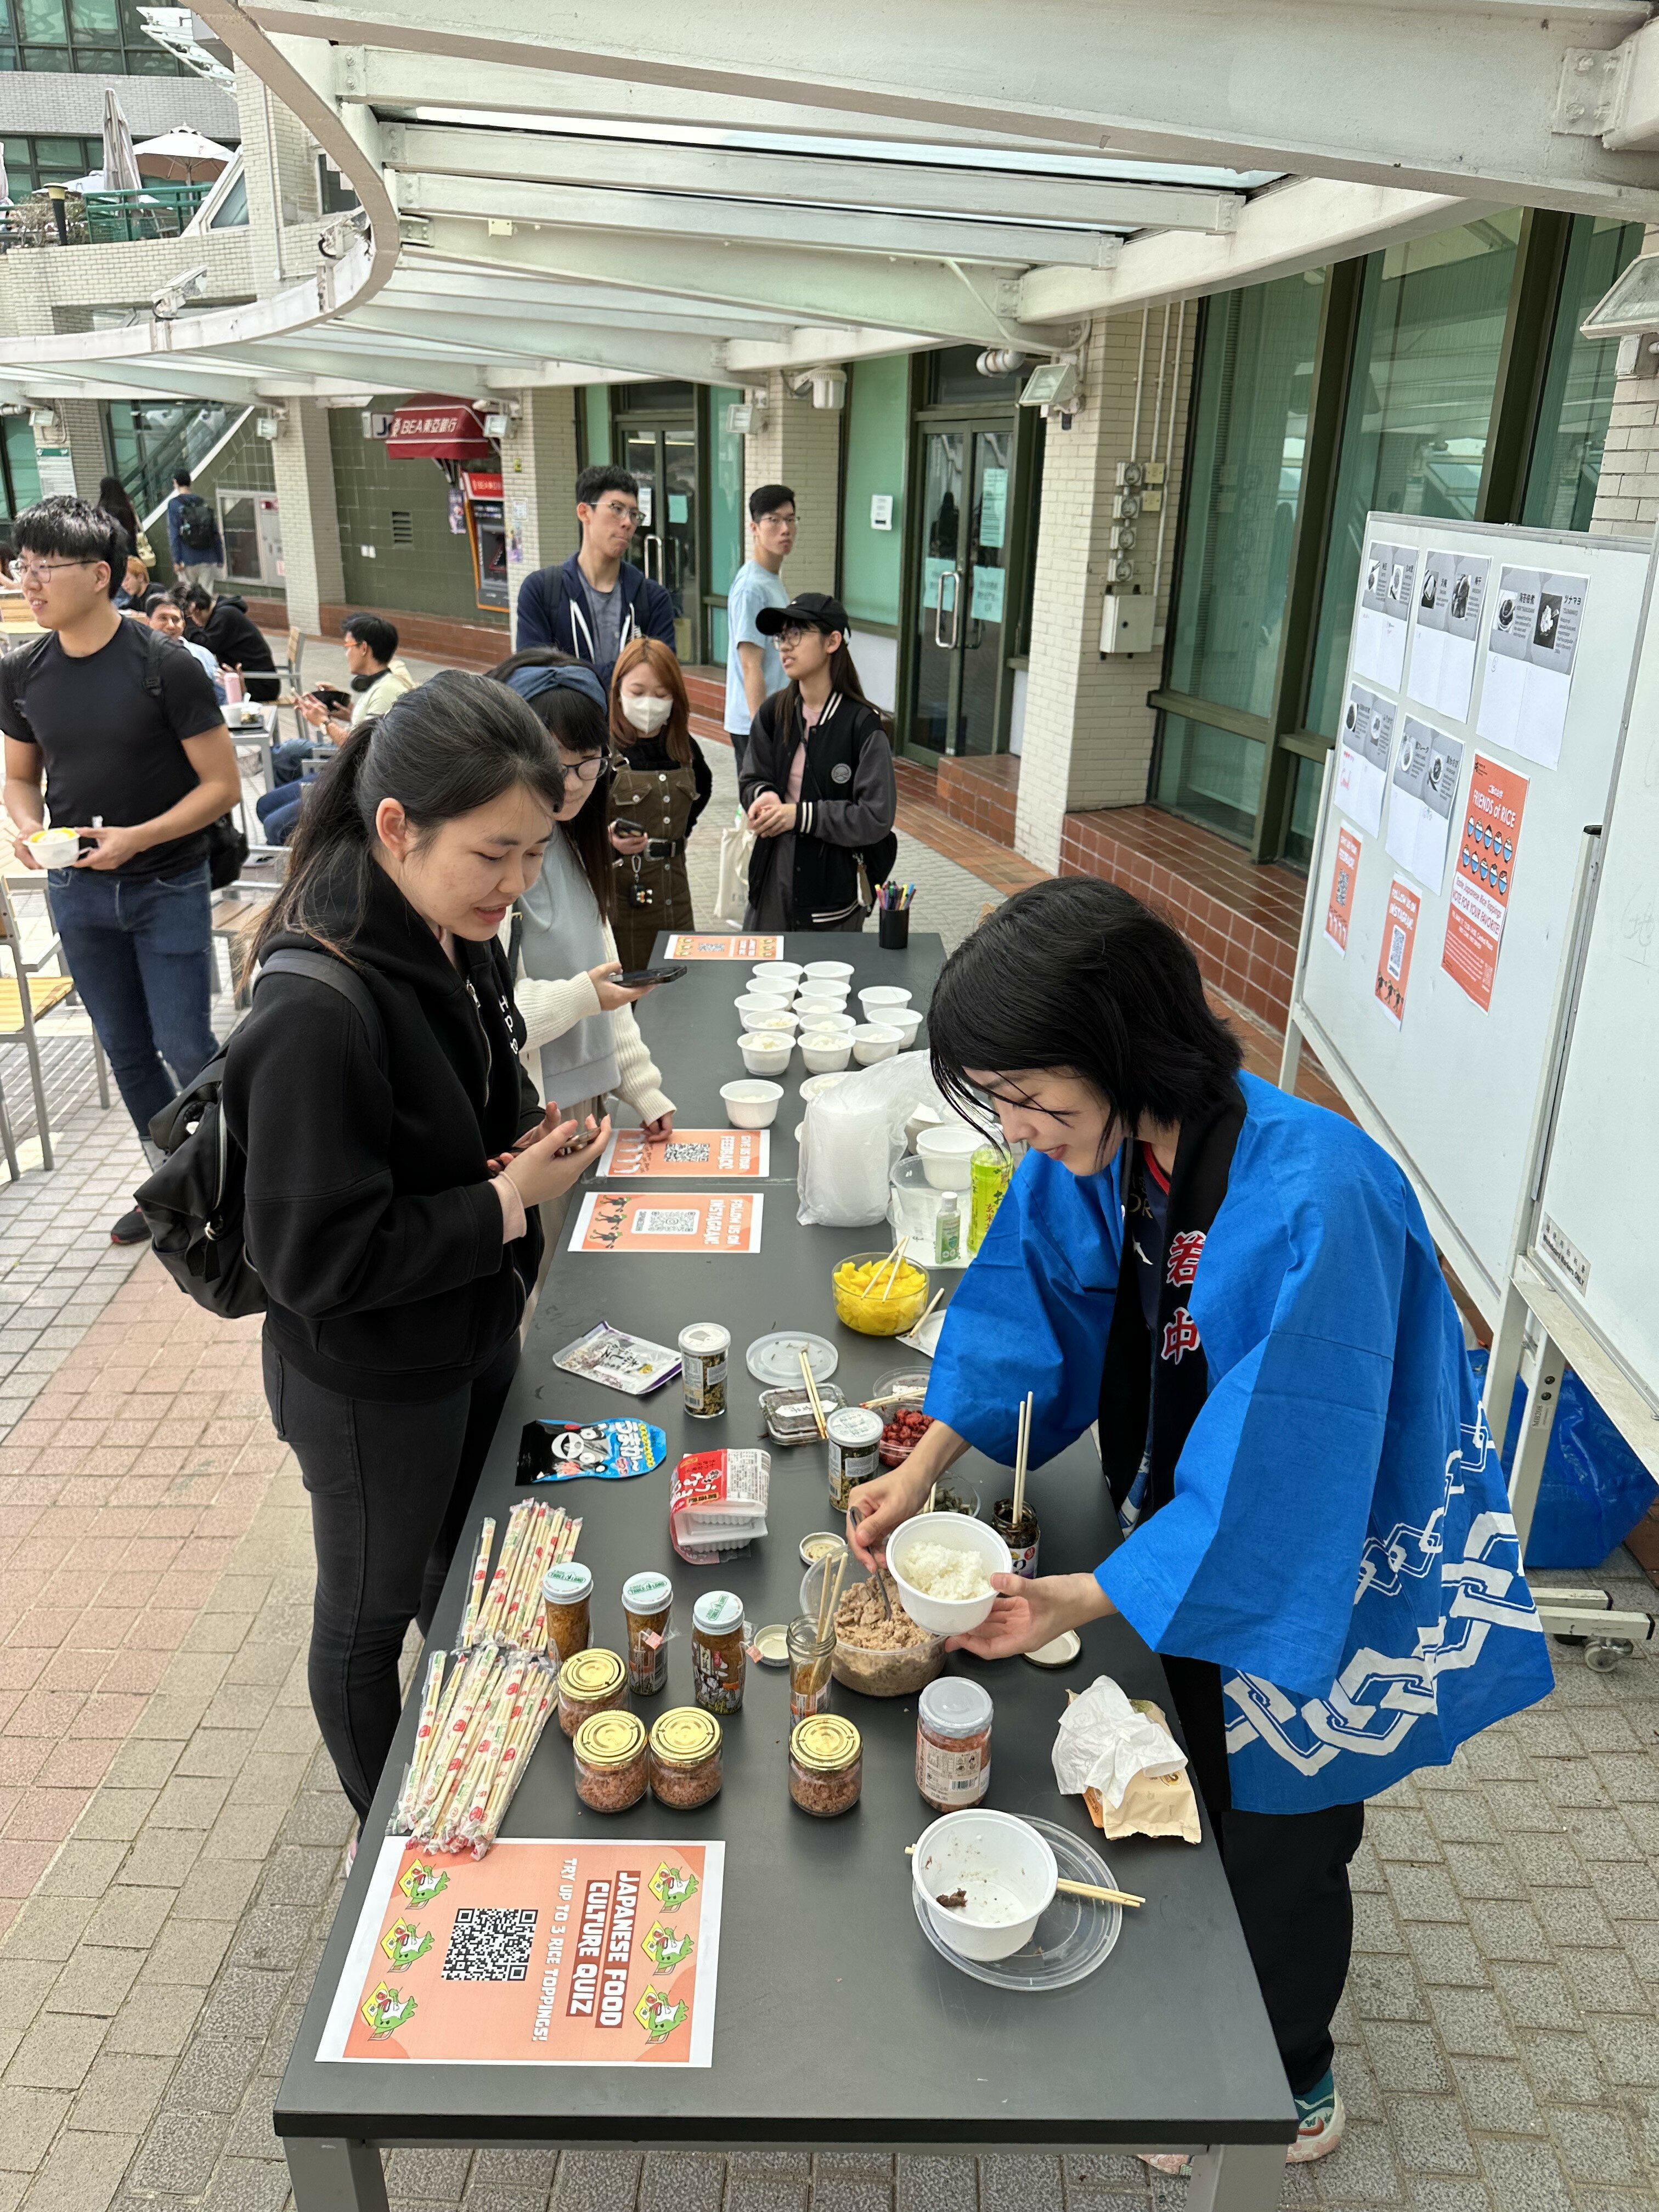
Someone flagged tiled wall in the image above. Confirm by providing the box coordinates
[935,754,1020,848]
[328,400,509,631]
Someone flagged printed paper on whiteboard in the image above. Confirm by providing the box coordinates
[1476,567,1586,769]
[1373,877,1421,1030]
[1335,682,1395,838]
[1407,550,1488,723]
[1385,715,1463,894]
[1442,753,1528,1013]
[1323,827,1362,957]
[569,1192,764,1256]
[1353,539,1416,691]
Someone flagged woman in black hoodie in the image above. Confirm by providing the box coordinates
[223,672,609,1822]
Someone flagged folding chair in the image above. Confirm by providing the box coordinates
[0,871,110,1176]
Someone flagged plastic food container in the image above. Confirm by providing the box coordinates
[759,1380,846,1444]
[25,828,77,867]
[738,1003,795,1035]
[803,960,855,981]
[799,1558,945,1698]
[916,1123,982,1190]
[794,991,849,1019]
[740,1033,793,1076]
[912,1809,1057,1960]
[649,1707,723,1808]
[800,1072,850,1105]
[858,985,913,1017]
[887,1007,924,1047]
[541,1561,592,1667]
[887,1512,1012,1635]
[557,1647,628,1737]
[800,1032,853,1074]
[720,1079,783,1128]
[573,1709,648,1813]
[852,1022,903,1066]
[753,960,803,984]
[789,1714,862,1817]
[735,989,792,1015]
[916,1676,994,1812]
[832,1250,930,1336]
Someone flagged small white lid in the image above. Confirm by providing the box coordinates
[693,1589,744,1632]
[918,1675,994,1735]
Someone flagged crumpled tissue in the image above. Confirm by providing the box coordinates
[1051,1673,1188,1809]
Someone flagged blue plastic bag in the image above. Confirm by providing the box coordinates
[1469,1348,1657,1568]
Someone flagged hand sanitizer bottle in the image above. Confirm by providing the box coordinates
[934,1191,961,1265]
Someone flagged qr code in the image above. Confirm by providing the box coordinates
[634,1208,698,1236]
[663,1143,709,1164]
[1387,924,1406,980]
[441,1906,538,1982]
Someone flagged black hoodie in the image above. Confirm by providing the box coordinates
[221,860,545,1402]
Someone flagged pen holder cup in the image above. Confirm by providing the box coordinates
[878,905,911,950]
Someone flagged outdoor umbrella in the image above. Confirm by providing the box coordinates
[101,91,142,194]
[132,127,232,184]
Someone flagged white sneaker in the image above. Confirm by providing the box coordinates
[1286,2079,1345,2164]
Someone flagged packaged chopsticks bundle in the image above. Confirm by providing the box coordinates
[394,1643,558,1857]
[459,1500,583,1655]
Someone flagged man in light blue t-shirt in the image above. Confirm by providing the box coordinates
[723,483,795,775]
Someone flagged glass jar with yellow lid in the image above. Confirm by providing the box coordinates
[558,1647,628,1738]
[788,1714,862,1818]
[572,1709,648,1813]
[648,1706,723,1809]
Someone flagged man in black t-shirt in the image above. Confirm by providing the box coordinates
[1,496,240,1243]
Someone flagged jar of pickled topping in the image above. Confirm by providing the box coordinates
[691,1590,746,1714]
[826,1405,883,1513]
[541,1561,592,1667]
[572,1709,648,1813]
[557,1647,627,1737]
[916,1675,993,1812]
[991,1498,1040,1579]
[621,1570,673,1695]
[787,1615,835,1724]
[648,1707,723,1810]
[679,1322,730,1419]
[789,1714,862,1818]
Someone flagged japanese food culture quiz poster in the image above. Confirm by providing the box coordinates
[320,1839,724,2066]
[569,1192,764,1255]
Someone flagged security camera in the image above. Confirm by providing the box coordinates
[318,207,370,261]
[150,264,210,321]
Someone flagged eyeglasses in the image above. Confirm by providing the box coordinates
[13,558,96,583]
[776,622,824,645]
[757,511,798,529]
[594,500,641,526]
[560,750,611,783]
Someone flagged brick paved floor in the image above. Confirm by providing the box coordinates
[0,659,1655,2212]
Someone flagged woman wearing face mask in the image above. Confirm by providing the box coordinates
[221,673,608,1824]
[487,652,675,1245]
[605,638,710,972]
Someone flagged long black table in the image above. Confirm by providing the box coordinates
[275,934,1295,2212]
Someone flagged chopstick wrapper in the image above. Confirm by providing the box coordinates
[1053,1675,1201,1844]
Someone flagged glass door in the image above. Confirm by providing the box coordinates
[906,426,1012,757]
[622,424,699,660]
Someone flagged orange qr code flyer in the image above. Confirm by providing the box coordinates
[1441,752,1528,1013]
[596,1128,770,1181]
[1323,826,1362,957]
[663,934,782,961]
[318,1839,724,2067]
[1373,876,1420,1029]
[569,1191,764,1255]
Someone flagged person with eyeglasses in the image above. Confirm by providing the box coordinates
[487,651,676,1271]
[1,496,240,1245]
[513,465,676,691]
[723,483,795,776]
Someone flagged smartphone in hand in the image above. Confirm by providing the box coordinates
[611,963,689,988]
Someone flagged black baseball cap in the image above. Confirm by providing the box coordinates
[757,590,849,637]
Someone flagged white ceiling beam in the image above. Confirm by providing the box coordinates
[1019,177,1483,322]
[380,121,1240,234]
[381,283,798,345]
[343,307,734,381]
[251,0,1659,220]
[392,171,1121,270]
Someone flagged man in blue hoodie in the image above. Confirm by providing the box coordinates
[514,464,676,685]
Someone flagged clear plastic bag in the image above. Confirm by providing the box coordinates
[797,1052,950,1227]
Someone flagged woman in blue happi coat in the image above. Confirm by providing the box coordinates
[849,878,1551,2166]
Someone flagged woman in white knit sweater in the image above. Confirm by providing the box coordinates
[488,655,676,1174]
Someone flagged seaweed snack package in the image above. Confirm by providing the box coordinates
[517,1418,668,1486]
[669,1447,770,1565]
[1054,1676,1201,1845]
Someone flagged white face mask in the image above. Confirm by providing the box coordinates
[621,692,673,736]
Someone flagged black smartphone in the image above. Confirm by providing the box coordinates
[611,963,689,988]
[311,685,351,713]
[613,817,646,837]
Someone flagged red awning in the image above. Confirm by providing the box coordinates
[385,393,495,462]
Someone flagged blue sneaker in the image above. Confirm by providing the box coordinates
[1288,2070,1345,2164]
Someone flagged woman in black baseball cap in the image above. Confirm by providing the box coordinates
[740,592,896,932]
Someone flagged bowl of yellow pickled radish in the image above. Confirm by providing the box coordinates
[832,1250,931,1336]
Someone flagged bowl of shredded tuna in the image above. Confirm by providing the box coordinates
[888,1511,1013,1634]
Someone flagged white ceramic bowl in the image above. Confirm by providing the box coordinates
[740,1032,793,1076]
[25,828,78,867]
[852,1022,903,1067]
[803,960,855,982]
[753,960,803,985]
[739,1004,799,1036]
[887,1511,1013,1635]
[800,1031,854,1074]
[800,1071,850,1104]
[915,1123,982,1189]
[887,1008,923,1048]
[911,1810,1057,1962]
[859,985,913,1017]
[720,1079,783,1130]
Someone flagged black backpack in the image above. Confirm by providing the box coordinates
[134,950,385,1318]
[0,627,246,887]
[176,492,217,551]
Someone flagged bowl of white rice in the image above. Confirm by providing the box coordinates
[887,1511,1012,1635]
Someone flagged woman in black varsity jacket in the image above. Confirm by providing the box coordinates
[738,591,896,932]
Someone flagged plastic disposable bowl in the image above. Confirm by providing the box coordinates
[747,1009,799,1036]
[800,1031,854,1074]
[915,1122,982,1190]
[887,1007,923,1047]
[803,960,856,981]
[720,1079,783,1130]
[803,1011,856,1037]
[25,828,78,867]
[887,1510,1012,1634]
[800,1071,850,1104]
[852,1022,903,1067]
[798,1558,945,1697]
[753,960,803,984]
[794,994,848,1023]
[859,985,913,1016]
[736,988,792,1012]
[832,1249,930,1336]
[911,1810,1057,1962]
[740,1032,793,1075]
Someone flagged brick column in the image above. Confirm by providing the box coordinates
[268,400,343,635]
[1013,312,1195,874]
[499,388,579,647]
[41,399,107,499]
[1590,224,1659,535]
[742,371,842,594]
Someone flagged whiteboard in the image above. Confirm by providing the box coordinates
[1289,514,1651,1325]
[1532,568,1659,1420]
